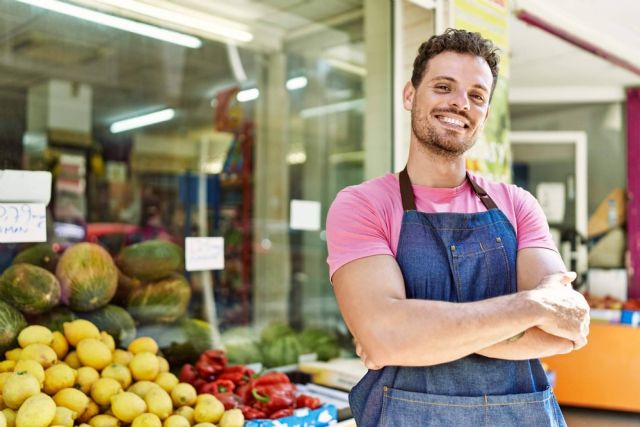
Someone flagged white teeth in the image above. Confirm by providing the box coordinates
[438,116,465,127]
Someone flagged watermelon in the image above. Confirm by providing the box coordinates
[116,240,183,282]
[0,263,61,315]
[56,243,118,312]
[0,299,27,353]
[262,334,303,368]
[12,243,60,273]
[79,305,136,347]
[28,307,77,332]
[126,275,191,324]
[298,328,341,361]
[221,327,262,365]
[260,322,295,344]
[138,317,214,367]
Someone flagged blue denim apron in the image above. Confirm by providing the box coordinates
[349,168,566,426]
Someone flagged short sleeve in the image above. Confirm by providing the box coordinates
[513,187,558,252]
[326,188,393,280]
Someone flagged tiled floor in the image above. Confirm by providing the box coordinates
[562,406,640,426]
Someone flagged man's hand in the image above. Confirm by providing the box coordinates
[527,272,590,350]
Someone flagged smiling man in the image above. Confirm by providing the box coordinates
[326,29,589,426]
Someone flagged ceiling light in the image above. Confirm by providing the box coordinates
[286,76,308,91]
[110,108,175,133]
[17,0,202,48]
[89,0,253,43]
[236,88,259,103]
[326,58,367,76]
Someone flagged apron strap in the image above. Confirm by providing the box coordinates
[399,166,499,211]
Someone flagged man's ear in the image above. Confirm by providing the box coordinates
[402,81,415,111]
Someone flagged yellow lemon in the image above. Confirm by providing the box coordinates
[195,394,217,405]
[156,357,169,374]
[75,367,100,394]
[172,407,193,425]
[79,424,92,427]
[2,409,16,427]
[16,393,56,427]
[88,414,120,427]
[101,364,131,389]
[17,326,53,348]
[0,360,15,373]
[0,411,5,427]
[193,398,224,424]
[170,384,196,407]
[144,388,172,420]
[76,339,112,370]
[44,364,77,395]
[217,409,244,427]
[4,349,20,361]
[50,332,69,360]
[51,406,77,427]
[100,333,115,352]
[0,372,12,390]
[53,388,90,415]
[131,413,161,427]
[127,381,161,399]
[63,320,100,347]
[18,344,57,368]
[90,378,122,407]
[77,400,99,424]
[129,353,159,381]
[192,423,215,427]
[162,415,189,427]
[2,372,40,409]
[154,373,178,393]
[112,350,133,366]
[110,392,146,423]
[13,360,44,386]
[63,352,80,369]
[128,338,158,355]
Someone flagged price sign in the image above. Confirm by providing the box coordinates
[0,203,47,243]
[185,237,224,271]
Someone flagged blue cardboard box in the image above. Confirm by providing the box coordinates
[245,404,338,427]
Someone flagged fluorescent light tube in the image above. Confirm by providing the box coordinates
[91,0,253,43]
[286,76,308,90]
[17,0,202,48]
[236,88,259,103]
[110,108,175,133]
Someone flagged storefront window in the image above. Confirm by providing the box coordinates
[0,1,389,366]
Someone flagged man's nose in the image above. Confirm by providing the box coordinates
[449,90,470,111]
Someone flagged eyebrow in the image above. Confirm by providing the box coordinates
[431,76,489,93]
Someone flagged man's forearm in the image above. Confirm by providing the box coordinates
[475,327,573,360]
[361,291,543,367]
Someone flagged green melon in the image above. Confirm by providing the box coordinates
[262,334,303,368]
[56,243,118,312]
[0,263,61,315]
[116,240,183,281]
[28,307,77,332]
[12,243,60,273]
[79,304,137,347]
[298,328,341,361]
[0,299,27,353]
[126,275,191,324]
[221,327,262,365]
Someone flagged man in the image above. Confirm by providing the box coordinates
[326,29,589,427]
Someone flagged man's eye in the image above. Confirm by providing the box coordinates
[471,94,485,102]
[435,85,450,91]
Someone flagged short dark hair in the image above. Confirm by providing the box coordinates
[411,28,500,98]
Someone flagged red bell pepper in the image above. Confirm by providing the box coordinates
[217,365,255,386]
[269,408,294,419]
[200,379,235,394]
[296,394,321,410]
[195,349,227,379]
[240,405,267,420]
[252,382,297,415]
[253,372,290,387]
[213,392,244,410]
[179,364,199,383]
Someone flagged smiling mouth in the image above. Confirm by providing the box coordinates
[435,115,468,129]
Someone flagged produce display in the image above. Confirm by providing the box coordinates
[0,321,245,427]
[179,351,321,420]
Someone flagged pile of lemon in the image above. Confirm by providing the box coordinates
[0,321,243,427]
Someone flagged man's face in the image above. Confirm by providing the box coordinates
[404,51,493,158]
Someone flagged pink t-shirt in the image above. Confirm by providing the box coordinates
[326,172,557,279]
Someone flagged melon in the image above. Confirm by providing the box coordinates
[0,263,61,315]
[12,243,60,273]
[0,299,27,353]
[116,240,183,281]
[56,243,118,312]
[126,275,191,324]
[79,304,136,347]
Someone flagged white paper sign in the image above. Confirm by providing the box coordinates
[536,182,566,223]
[290,199,321,231]
[185,237,224,271]
[0,203,47,243]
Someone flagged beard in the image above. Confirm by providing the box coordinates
[411,107,480,159]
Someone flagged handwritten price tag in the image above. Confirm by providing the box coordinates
[0,203,47,243]
[185,237,224,271]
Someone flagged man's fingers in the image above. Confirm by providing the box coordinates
[540,271,577,287]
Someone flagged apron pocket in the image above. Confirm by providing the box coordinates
[380,386,563,427]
